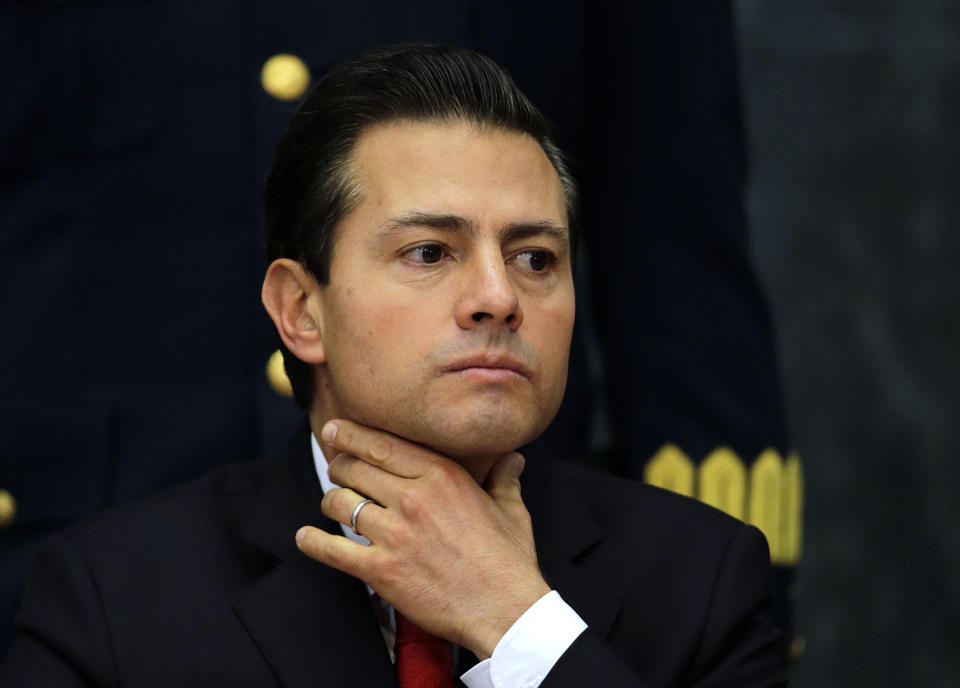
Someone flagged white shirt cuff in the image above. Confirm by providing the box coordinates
[460,590,587,688]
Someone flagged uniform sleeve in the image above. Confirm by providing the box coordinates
[0,535,118,687]
[538,525,787,688]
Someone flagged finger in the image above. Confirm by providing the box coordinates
[295,525,374,580]
[321,487,388,537]
[484,452,525,505]
[320,419,430,478]
[327,453,407,505]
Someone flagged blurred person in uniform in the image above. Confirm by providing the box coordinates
[0,0,801,658]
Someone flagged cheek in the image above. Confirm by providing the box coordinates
[322,294,447,435]
[523,308,573,402]
[326,294,429,386]
[534,296,575,359]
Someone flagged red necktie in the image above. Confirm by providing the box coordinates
[394,612,456,688]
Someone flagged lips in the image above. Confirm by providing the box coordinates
[442,353,533,379]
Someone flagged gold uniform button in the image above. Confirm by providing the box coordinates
[788,635,806,663]
[0,490,16,529]
[260,54,311,101]
[266,349,293,397]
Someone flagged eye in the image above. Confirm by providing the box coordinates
[514,250,555,273]
[404,244,445,265]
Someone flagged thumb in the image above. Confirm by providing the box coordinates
[484,451,525,502]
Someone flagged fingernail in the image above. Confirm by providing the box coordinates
[513,452,526,474]
[295,527,307,545]
[321,421,338,443]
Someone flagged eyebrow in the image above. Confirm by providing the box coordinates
[376,212,569,245]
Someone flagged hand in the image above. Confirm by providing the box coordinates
[294,418,551,659]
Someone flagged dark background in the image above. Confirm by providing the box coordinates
[3,1,958,683]
[735,2,960,685]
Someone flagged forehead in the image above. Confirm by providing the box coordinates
[345,119,567,231]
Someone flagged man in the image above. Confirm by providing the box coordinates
[1,45,787,686]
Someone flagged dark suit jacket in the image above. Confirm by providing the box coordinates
[0,422,787,687]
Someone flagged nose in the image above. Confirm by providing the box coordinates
[454,252,523,331]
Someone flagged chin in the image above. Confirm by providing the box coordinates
[415,405,551,461]
[430,434,527,463]
[339,384,561,460]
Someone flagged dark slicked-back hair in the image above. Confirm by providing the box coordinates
[264,43,577,408]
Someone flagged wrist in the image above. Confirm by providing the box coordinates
[467,578,552,660]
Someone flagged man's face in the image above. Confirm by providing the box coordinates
[313,119,574,468]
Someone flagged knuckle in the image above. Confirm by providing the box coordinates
[389,516,415,547]
[323,541,350,569]
[324,489,350,516]
[371,555,398,588]
[330,454,358,483]
[506,498,532,521]
[317,535,337,559]
[431,460,462,485]
[351,457,374,481]
[370,437,393,462]
[396,489,423,518]
[380,518,401,545]
[339,545,363,572]
[303,531,331,560]
[321,538,365,574]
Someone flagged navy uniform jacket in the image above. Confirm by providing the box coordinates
[0,423,787,687]
[0,0,796,654]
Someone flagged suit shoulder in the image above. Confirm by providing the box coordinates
[551,457,757,547]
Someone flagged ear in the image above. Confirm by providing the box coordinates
[261,259,327,364]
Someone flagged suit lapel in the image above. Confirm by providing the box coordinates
[232,421,396,687]
[233,552,396,688]
[521,443,625,639]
